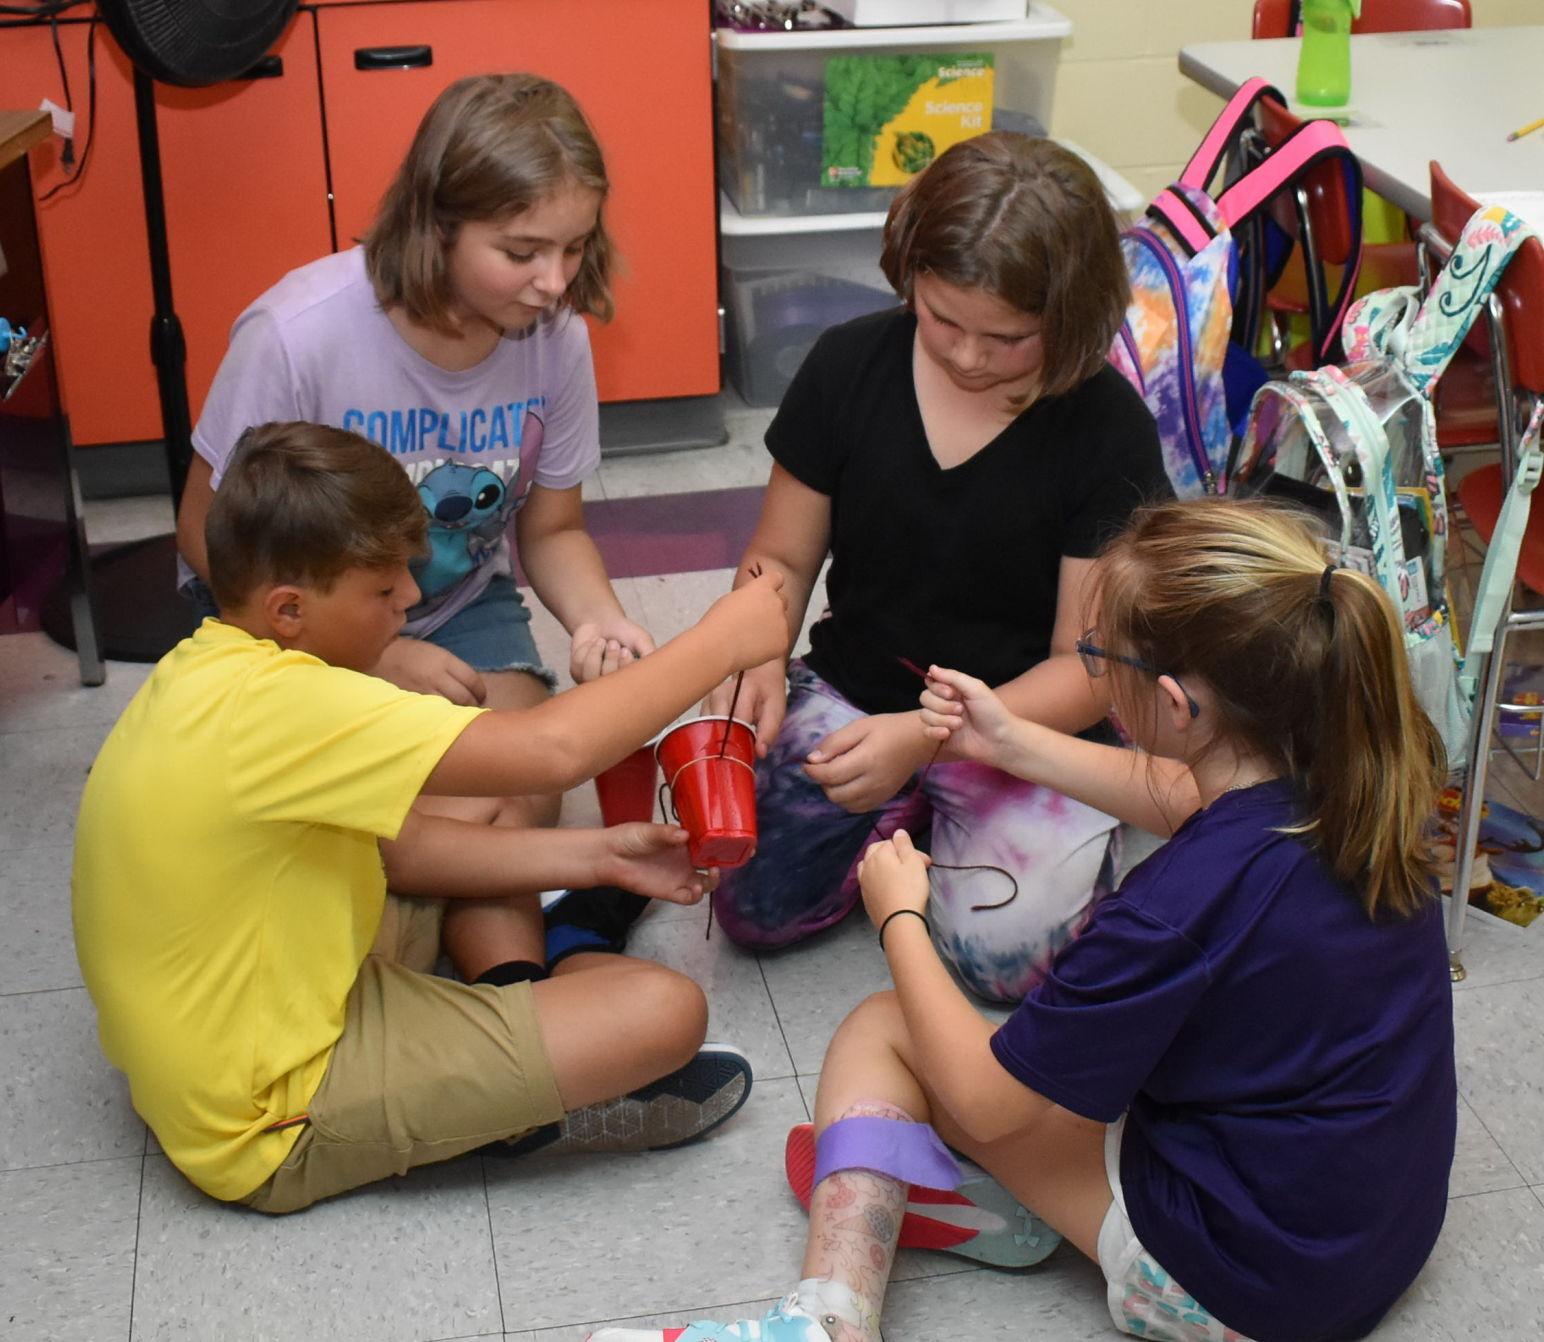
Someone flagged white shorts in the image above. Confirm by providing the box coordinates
[1096,1117,1255,1342]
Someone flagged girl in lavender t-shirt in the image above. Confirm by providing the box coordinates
[176,74,666,979]
[178,74,653,709]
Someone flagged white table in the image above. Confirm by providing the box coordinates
[1179,27,1544,221]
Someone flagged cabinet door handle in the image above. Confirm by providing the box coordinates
[353,45,433,71]
[235,55,284,80]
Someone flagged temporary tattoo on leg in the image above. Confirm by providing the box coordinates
[800,1100,914,1342]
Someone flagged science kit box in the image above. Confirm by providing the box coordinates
[821,52,994,188]
[714,21,1063,217]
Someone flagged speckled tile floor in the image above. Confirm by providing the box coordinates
[3,419,1543,1339]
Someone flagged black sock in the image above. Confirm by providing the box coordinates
[473,959,549,987]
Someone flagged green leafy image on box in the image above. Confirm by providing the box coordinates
[822,53,994,189]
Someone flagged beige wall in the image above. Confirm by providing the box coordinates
[1048,0,1543,206]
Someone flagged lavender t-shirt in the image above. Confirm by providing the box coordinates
[190,247,601,635]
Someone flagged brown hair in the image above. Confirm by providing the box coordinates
[206,422,427,611]
[363,73,615,332]
[879,133,1128,398]
[1094,498,1444,920]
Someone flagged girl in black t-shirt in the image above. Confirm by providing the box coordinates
[703,135,1170,1002]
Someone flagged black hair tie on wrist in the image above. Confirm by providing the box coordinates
[878,907,930,951]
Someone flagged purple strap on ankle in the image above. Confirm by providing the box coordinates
[813,1116,962,1190]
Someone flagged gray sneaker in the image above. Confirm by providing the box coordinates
[492,1043,752,1157]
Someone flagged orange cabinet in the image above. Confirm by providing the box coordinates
[0,15,331,448]
[2,0,719,448]
[315,0,720,404]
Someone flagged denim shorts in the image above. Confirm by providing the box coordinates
[179,572,556,687]
[426,575,555,685]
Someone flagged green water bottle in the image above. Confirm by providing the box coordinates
[1296,0,1359,106]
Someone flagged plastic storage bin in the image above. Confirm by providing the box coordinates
[720,201,897,406]
[715,7,1069,218]
[826,1,1029,23]
[717,134,1144,408]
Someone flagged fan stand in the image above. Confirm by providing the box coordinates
[41,66,200,662]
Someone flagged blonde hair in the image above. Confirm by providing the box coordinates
[1095,498,1444,919]
[363,73,614,332]
[206,422,426,611]
[879,133,1128,398]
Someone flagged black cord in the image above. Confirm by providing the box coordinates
[38,16,96,203]
[47,15,73,167]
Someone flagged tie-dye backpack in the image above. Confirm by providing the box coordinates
[1231,203,1540,767]
[1108,77,1363,497]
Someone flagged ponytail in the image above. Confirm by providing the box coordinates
[1304,566,1446,918]
[1096,500,1444,920]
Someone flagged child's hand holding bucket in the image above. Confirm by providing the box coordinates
[597,821,719,905]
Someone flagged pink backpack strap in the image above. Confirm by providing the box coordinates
[1178,76,1286,194]
[1147,77,1287,254]
[1214,119,1353,225]
[1216,117,1364,363]
[1147,187,1216,254]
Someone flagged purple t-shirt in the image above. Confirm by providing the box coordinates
[991,781,1455,1342]
[190,247,601,635]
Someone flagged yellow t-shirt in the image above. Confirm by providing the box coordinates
[71,619,484,1200]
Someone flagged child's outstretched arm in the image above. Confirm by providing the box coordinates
[423,571,788,798]
[922,666,1199,836]
[859,830,1051,1144]
[703,464,831,753]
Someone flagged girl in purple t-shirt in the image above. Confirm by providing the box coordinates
[597,499,1456,1342]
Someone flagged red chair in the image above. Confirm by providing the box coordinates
[1243,96,1405,370]
[1432,164,1544,977]
[1251,0,1470,39]
[1248,0,1470,367]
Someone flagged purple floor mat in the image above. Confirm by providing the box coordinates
[577,485,765,580]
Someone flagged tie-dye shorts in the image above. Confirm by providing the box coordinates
[711,660,1120,1003]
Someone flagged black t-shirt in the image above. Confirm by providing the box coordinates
[769,308,1172,714]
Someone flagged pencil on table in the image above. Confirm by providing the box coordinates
[1507,115,1544,142]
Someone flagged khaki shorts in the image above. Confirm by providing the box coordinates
[241,895,564,1214]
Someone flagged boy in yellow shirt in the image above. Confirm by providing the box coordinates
[71,421,787,1213]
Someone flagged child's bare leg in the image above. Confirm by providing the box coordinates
[826,991,1111,1261]
[783,994,940,1342]
[530,955,707,1106]
[426,669,561,976]
[440,895,545,982]
[933,1103,1109,1258]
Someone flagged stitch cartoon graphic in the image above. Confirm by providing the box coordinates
[412,463,512,599]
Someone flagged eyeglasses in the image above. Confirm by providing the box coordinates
[1075,630,1201,719]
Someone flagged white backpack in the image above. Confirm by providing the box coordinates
[1231,204,1541,770]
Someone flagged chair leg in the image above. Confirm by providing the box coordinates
[1449,632,1513,980]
